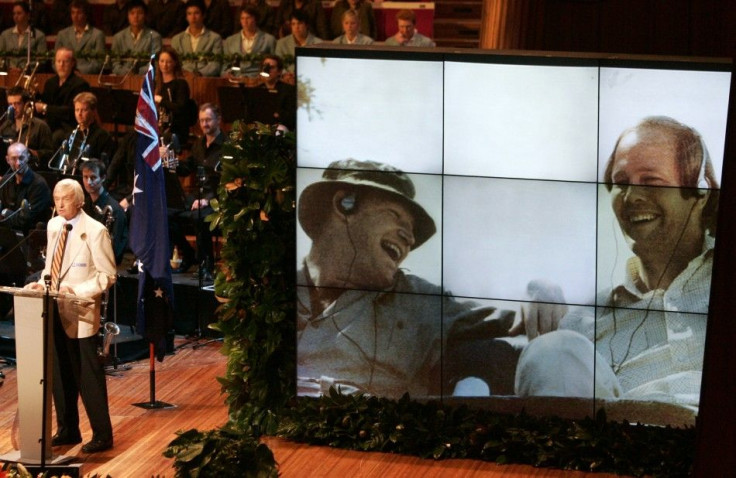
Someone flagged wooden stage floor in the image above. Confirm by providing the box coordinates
[0,340,626,477]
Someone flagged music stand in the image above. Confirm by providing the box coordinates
[217,86,248,124]
[90,87,138,142]
[0,227,27,288]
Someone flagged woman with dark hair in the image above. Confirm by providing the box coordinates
[275,0,328,39]
[155,46,196,146]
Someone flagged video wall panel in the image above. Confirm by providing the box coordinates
[295,47,732,426]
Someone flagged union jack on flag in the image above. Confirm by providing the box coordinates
[135,58,162,170]
[130,55,174,361]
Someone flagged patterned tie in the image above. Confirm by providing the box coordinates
[50,223,71,291]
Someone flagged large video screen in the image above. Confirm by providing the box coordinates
[295,47,731,426]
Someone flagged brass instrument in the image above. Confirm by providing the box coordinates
[12,61,40,146]
[160,136,178,171]
[98,321,121,360]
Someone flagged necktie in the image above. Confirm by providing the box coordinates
[50,224,71,291]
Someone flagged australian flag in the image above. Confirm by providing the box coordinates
[130,56,174,361]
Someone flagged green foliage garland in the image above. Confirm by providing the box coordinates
[207,121,297,436]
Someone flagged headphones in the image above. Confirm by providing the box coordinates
[338,193,356,214]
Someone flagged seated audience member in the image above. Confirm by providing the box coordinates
[1,87,54,168]
[222,6,277,76]
[275,10,322,62]
[55,0,107,75]
[330,0,376,40]
[250,54,296,131]
[37,0,72,35]
[332,9,374,45]
[81,159,128,264]
[171,0,224,77]
[155,46,196,146]
[276,0,328,40]
[0,1,48,69]
[171,103,224,278]
[384,9,436,47]
[147,0,187,38]
[102,0,129,36]
[238,0,276,37]
[35,47,90,147]
[514,117,717,412]
[65,92,116,172]
[0,142,52,235]
[111,0,163,76]
[203,0,232,39]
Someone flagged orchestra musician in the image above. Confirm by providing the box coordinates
[0,142,52,235]
[81,159,128,264]
[1,86,54,169]
[155,46,196,148]
[64,92,116,173]
[35,47,91,148]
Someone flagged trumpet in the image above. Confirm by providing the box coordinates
[98,321,121,359]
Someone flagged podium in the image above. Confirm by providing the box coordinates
[0,286,91,465]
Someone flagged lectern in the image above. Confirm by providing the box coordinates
[0,286,91,465]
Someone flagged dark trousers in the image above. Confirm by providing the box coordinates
[52,306,113,442]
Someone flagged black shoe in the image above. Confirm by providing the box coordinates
[82,437,113,453]
[51,433,82,446]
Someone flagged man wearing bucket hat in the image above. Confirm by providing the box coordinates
[296,159,563,399]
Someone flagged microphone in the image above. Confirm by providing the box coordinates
[197,165,206,183]
[259,63,271,78]
[7,106,14,123]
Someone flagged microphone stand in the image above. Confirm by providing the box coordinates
[40,274,52,471]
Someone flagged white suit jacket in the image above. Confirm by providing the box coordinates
[39,211,117,338]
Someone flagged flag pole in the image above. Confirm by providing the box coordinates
[130,53,176,410]
[133,343,174,409]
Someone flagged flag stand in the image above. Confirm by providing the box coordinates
[132,343,175,410]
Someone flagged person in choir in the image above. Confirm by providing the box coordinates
[65,92,116,172]
[170,102,224,279]
[35,47,90,148]
[0,142,52,235]
[54,0,106,75]
[101,0,129,37]
[37,0,72,36]
[275,10,322,63]
[329,0,376,41]
[384,9,436,47]
[222,5,276,77]
[202,0,233,39]
[0,1,48,70]
[147,0,187,39]
[171,0,224,77]
[275,0,328,40]
[251,54,296,131]
[155,46,197,147]
[238,0,277,37]
[297,159,565,399]
[514,117,718,413]
[111,0,163,76]
[25,178,116,454]
[80,159,128,264]
[1,86,54,168]
[332,9,374,46]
